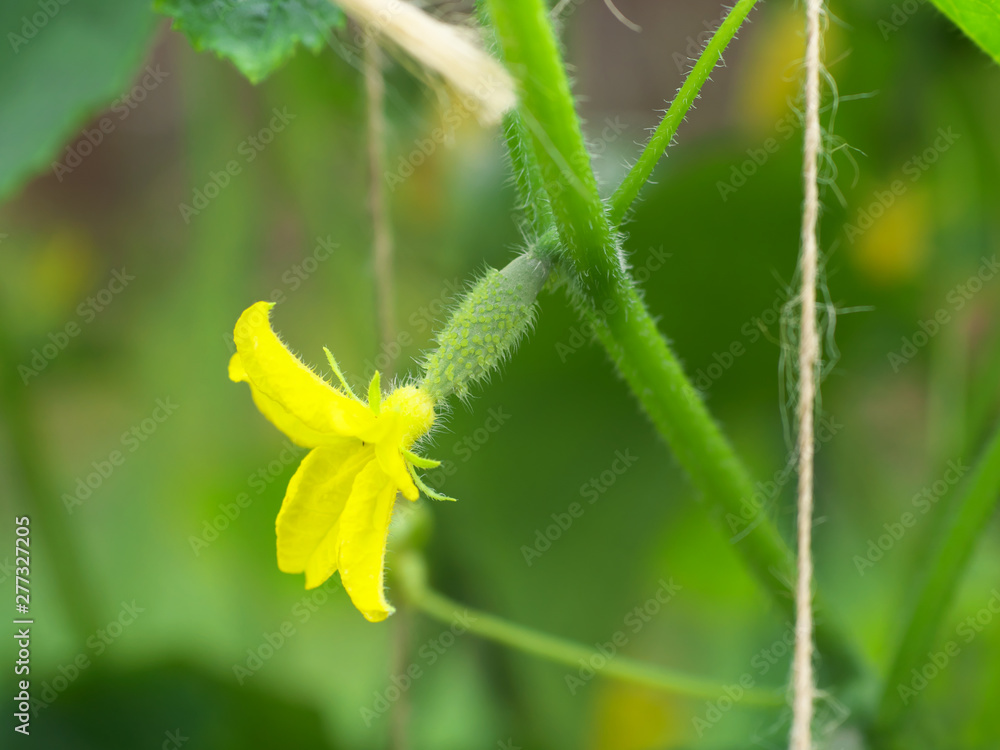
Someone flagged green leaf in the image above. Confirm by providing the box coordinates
[875,421,1000,732]
[155,0,344,84]
[930,0,1000,64]
[0,0,158,201]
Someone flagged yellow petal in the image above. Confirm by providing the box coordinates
[337,461,399,622]
[304,520,343,590]
[231,302,372,444]
[231,353,331,447]
[276,443,372,575]
[228,351,248,381]
[376,438,418,501]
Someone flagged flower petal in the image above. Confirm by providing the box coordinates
[304,521,343,590]
[337,461,400,622]
[276,443,372,575]
[376,439,418,500]
[230,354,329,447]
[231,302,372,444]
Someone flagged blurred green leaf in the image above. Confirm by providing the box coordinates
[930,0,1000,64]
[154,0,343,83]
[0,0,157,200]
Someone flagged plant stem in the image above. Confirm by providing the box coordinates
[366,44,409,748]
[874,421,1000,735]
[503,111,554,236]
[488,0,620,301]
[487,0,861,680]
[608,0,759,226]
[365,45,396,379]
[396,552,784,706]
[584,283,857,676]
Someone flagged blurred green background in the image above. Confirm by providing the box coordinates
[2,0,999,748]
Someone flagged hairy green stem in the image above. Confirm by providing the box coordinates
[396,552,784,706]
[609,0,760,225]
[579,281,860,676]
[503,111,554,236]
[874,421,1000,735]
[488,0,621,301]
[487,0,861,680]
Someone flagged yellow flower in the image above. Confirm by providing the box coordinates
[228,301,449,622]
